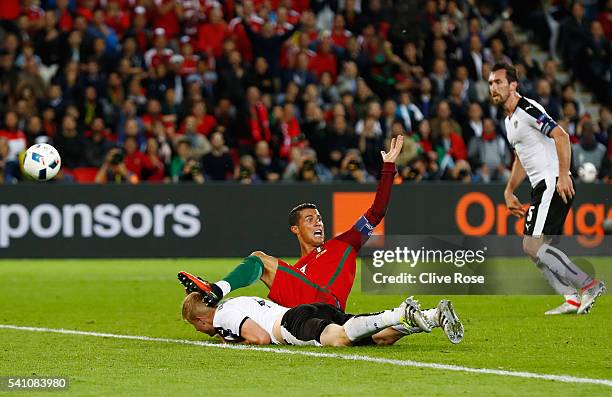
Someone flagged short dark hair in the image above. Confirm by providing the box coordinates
[492,63,518,84]
[289,203,317,226]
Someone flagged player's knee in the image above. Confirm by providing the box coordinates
[522,237,541,260]
[249,251,267,259]
[320,324,351,347]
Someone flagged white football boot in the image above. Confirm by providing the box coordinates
[399,296,431,333]
[577,279,607,315]
[544,301,580,315]
[435,300,464,344]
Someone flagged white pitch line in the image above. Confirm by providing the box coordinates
[1,324,611,388]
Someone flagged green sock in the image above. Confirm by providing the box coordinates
[215,256,264,297]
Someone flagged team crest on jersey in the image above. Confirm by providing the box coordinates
[514,120,518,128]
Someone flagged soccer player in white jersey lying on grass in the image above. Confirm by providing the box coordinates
[181,292,464,346]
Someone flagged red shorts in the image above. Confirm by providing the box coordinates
[267,260,339,309]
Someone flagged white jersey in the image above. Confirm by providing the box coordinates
[504,95,562,187]
[213,296,289,344]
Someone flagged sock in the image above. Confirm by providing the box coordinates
[534,259,578,296]
[214,281,230,297]
[536,244,593,290]
[213,256,264,298]
[422,308,440,328]
[391,307,440,335]
[343,309,403,342]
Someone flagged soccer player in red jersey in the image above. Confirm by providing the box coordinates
[178,136,404,311]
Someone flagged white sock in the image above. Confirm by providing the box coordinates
[422,308,440,327]
[215,280,231,296]
[343,309,403,341]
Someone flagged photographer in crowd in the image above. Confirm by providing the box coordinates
[94,147,138,184]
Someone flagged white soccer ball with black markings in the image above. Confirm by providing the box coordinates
[578,162,597,183]
[23,143,62,181]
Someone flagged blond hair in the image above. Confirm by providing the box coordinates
[181,292,214,323]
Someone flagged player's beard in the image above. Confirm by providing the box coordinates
[491,91,506,105]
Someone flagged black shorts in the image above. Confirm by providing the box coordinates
[280,303,353,346]
[524,176,574,237]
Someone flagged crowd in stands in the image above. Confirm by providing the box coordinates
[0,0,609,184]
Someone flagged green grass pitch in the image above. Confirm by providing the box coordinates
[0,259,610,396]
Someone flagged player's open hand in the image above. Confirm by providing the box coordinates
[381,135,404,163]
[556,174,575,204]
[504,192,525,218]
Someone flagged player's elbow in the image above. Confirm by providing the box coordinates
[246,334,271,345]
[550,126,569,141]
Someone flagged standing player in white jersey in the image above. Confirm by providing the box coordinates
[488,63,606,315]
[181,292,465,346]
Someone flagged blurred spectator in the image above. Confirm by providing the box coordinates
[597,106,611,146]
[0,137,8,184]
[238,154,259,184]
[462,102,484,145]
[94,147,138,184]
[385,121,418,167]
[517,43,542,81]
[435,119,468,180]
[415,77,435,119]
[301,101,327,161]
[585,20,611,103]
[83,118,113,168]
[180,116,211,159]
[250,57,277,95]
[254,140,282,182]
[142,137,166,183]
[468,118,511,182]
[560,2,591,82]
[325,114,357,170]
[202,131,234,181]
[54,115,83,169]
[396,92,424,134]
[283,51,317,89]
[535,79,562,121]
[358,115,384,176]
[123,136,147,180]
[572,122,607,179]
[337,149,374,183]
[430,100,462,141]
[170,139,204,184]
[241,9,300,74]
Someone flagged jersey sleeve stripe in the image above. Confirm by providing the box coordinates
[517,97,558,137]
[238,316,250,336]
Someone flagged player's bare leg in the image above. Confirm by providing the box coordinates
[178,251,279,306]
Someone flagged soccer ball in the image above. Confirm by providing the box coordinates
[23,143,62,181]
[578,162,597,183]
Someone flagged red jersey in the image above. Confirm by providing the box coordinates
[268,162,396,311]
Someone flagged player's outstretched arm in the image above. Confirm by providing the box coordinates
[361,135,403,225]
[504,155,527,218]
[336,136,403,248]
[549,126,575,204]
